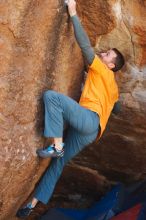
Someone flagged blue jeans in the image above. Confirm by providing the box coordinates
[34,90,99,204]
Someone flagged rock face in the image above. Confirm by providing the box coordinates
[0,0,146,219]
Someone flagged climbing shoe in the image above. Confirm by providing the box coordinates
[16,203,33,218]
[36,144,64,158]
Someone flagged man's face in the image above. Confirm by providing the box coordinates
[99,49,117,70]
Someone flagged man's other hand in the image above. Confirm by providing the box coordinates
[65,0,77,17]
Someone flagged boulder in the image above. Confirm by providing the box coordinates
[0,0,146,219]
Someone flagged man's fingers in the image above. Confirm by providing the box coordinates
[65,0,77,17]
[65,0,76,6]
[65,0,68,5]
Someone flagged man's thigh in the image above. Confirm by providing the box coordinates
[56,92,99,135]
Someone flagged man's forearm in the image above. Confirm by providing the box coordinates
[66,0,95,64]
[71,15,95,65]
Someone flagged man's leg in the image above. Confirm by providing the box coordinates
[43,90,64,150]
[34,126,99,204]
[35,90,99,203]
[38,90,99,156]
[16,90,99,217]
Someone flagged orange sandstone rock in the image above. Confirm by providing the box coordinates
[0,0,146,219]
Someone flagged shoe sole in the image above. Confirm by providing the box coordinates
[36,149,64,159]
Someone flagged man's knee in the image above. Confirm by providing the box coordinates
[43,90,58,101]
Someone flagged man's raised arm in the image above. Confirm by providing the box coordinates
[66,0,95,65]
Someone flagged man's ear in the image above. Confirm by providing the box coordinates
[108,63,115,70]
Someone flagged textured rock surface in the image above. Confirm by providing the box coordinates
[0,0,146,219]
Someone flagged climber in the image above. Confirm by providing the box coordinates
[16,0,125,218]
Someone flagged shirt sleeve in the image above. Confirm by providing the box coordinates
[112,101,121,114]
[89,55,108,74]
[71,15,95,65]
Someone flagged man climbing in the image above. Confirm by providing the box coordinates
[16,0,125,218]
